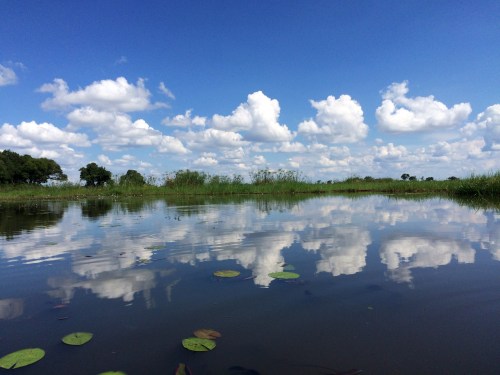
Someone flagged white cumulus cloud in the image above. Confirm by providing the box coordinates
[67,107,188,153]
[180,128,247,151]
[376,81,472,132]
[162,109,206,127]
[0,121,89,147]
[298,94,368,143]
[212,91,294,142]
[461,104,500,151]
[39,77,166,112]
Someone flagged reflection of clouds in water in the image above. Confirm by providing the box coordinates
[0,206,94,261]
[485,213,500,260]
[302,226,371,276]
[48,268,174,306]
[0,298,23,319]
[213,231,296,287]
[380,236,475,284]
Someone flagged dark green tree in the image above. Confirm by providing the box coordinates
[119,169,146,186]
[0,150,67,184]
[425,177,434,181]
[401,173,410,180]
[79,162,112,187]
[409,176,417,181]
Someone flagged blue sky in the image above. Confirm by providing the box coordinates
[1,0,499,182]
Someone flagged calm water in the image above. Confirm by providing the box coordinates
[0,196,499,374]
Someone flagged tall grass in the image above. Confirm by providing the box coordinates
[0,169,498,201]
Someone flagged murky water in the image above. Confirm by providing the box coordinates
[1,196,499,374]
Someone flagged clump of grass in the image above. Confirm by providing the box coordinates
[452,171,500,197]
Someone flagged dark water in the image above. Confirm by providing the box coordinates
[0,196,499,374]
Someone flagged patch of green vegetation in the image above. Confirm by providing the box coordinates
[0,170,498,202]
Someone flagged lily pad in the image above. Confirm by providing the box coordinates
[213,270,240,278]
[62,332,93,346]
[0,348,45,369]
[98,372,127,375]
[182,337,216,352]
[269,271,300,279]
[193,328,221,340]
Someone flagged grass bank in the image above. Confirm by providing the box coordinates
[0,171,498,201]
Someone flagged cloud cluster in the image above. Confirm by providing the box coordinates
[212,91,293,142]
[2,73,499,181]
[162,109,206,127]
[461,104,500,151]
[298,95,368,143]
[39,77,166,112]
[376,81,472,132]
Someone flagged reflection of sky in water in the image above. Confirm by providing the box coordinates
[0,197,499,301]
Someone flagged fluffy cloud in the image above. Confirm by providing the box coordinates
[162,109,206,127]
[67,107,188,153]
[39,77,166,112]
[212,91,294,142]
[0,121,89,148]
[0,65,17,86]
[372,143,408,160]
[461,104,500,151]
[180,128,247,150]
[376,81,472,132]
[298,95,368,143]
[193,153,218,166]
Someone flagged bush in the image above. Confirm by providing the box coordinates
[250,169,304,184]
[165,169,207,187]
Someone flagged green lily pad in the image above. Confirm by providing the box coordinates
[98,372,127,375]
[269,271,300,279]
[62,332,93,346]
[213,270,240,278]
[182,337,216,352]
[0,348,45,369]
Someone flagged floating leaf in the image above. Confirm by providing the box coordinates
[144,245,164,250]
[62,332,93,346]
[182,337,216,352]
[213,270,240,278]
[193,328,221,340]
[0,348,45,369]
[269,271,300,279]
[98,372,127,375]
[175,363,192,375]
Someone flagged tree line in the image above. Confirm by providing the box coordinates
[0,150,67,184]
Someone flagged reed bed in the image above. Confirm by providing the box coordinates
[0,170,498,201]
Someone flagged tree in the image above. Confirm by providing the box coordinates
[448,176,459,181]
[425,177,434,181]
[119,170,145,186]
[409,176,417,181]
[401,173,410,181]
[0,150,66,184]
[79,163,112,187]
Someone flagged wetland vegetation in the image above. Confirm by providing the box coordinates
[0,167,498,202]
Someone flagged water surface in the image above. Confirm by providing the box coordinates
[1,196,499,374]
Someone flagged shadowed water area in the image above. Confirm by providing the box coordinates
[0,196,499,374]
